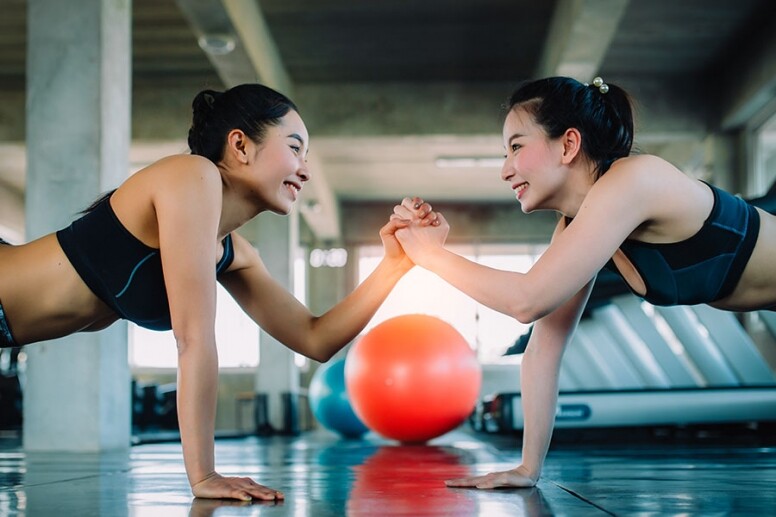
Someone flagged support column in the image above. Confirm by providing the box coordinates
[24,0,131,450]
[307,242,348,351]
[301,241,349,402]
[248,211,300,433]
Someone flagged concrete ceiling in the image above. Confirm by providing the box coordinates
[1,0,775,241]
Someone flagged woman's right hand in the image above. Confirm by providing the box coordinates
[191,472,284,501]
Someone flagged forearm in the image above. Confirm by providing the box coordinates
[176,339,219,486]
[312,256,411,360]
[419,248,538,323]
[519,343,563,478]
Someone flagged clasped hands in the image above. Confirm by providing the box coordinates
[387,196,449,269]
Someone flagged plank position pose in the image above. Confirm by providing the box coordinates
[0,83,437,501]
[392,76,776,489]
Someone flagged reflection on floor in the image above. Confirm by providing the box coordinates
[0,426,775,516]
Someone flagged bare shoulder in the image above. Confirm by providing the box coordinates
[113,154,221,204]
[155,153,218,171]
[575,154,688,234]
[611,154,674,171]
[596,154,711,239]
[106,155,224,248]
[126,155,223,213]
[606,154,676,179]
[591,154,684,198]
[141,154,221,187]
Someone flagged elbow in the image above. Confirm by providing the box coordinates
[301,317,345,364]
[513,310,538,325]
[508,275,552,324]
[173,330,216,359]
[511,300,547,325]
[302,336,338,364]
[174,335,192,357]
[310,349,336,364]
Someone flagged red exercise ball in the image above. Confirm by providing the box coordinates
[345,314,482,443]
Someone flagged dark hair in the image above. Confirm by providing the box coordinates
[506,77,634,179]
[81,189,116,214]
[187,83,299,163]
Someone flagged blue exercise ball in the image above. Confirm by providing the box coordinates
[309,358,369,438]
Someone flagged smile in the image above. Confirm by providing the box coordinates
[513,182,528,198]
[284,181,301,200]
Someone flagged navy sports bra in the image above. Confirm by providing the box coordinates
[56,196,234,331]
[603,183,760,306]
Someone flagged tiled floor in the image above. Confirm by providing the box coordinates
[0,427,775,516]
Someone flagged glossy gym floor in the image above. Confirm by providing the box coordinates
[1,426,775,516]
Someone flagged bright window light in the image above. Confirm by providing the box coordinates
[129,283,259,369]
[357,244,543,363]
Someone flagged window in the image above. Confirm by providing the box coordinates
[129,283,259,369]
[357,243,546,363]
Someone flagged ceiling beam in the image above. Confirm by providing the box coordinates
[537,0,629,81]
[173,0,258,86]
[221,0,292,96]
[130,81,709,139]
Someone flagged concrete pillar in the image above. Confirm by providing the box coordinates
[24,0,131,450]
[307,242,347,333]
[247,211,300,433]
[302,241,349,395]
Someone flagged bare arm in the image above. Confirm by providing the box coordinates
[517,279,593,479]
[220,200,436,363]
[394,164,652,323]
[154,157,280,501]
[447,231,594,489]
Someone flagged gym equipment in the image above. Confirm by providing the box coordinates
[473,294,776,433]
[131,381,178,431]
[346,314,482,442]
[308,358,369,438]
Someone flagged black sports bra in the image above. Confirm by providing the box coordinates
[604,183,760,305]
[56,196,234,330]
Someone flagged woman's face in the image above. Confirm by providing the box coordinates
[250,110,311,215]
[500,107,566,213]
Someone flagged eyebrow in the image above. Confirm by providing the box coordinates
[505,133,524,147]
[288,132,310,158]
[504,133,525,148]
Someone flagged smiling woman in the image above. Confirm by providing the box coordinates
[391,76,776,491]
[0,83,439,501]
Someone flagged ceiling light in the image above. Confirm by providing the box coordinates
[197,34,237,55]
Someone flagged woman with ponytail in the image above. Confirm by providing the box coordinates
[391,76,776,489]
[0,84,437,500]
